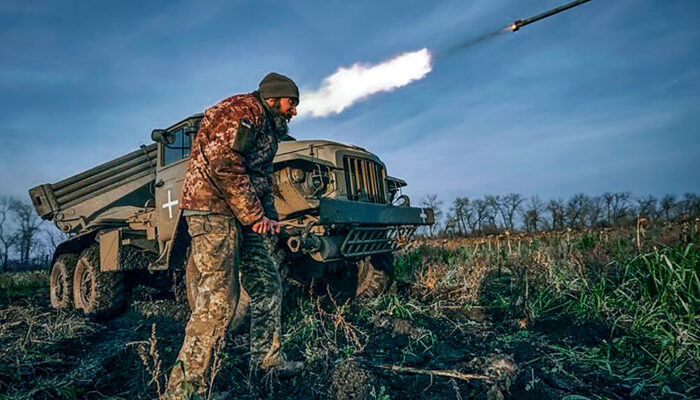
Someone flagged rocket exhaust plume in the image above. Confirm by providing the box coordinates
[298,48,432,118]
[297,1,590,118]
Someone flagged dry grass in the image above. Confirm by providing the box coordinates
[0,222,697,399]
[132,323,165,398]
[411,255,490,305]
[0,301,101,398]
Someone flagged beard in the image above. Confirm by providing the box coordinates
[269,101,290,137]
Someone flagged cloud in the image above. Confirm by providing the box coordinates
[298,48,432,118]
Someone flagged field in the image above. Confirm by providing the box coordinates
[0,223,697,399]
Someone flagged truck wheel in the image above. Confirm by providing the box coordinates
[185,249,250,332]
[50,254,78,310]
[355,254,393,298]
[72,245,125,319]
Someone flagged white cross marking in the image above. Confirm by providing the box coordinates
[162,190,179,219]
[419,208,427,223]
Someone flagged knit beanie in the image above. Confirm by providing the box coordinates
[258,72,299,101]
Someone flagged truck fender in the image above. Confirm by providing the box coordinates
[51,230,98,267]
[151,214,190,271]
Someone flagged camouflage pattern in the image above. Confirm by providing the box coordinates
[180,93,279,225]
[239,226,283,369]
[168,215,286,395]
[168,214,240,396]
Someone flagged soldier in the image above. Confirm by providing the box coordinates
[167,72,303,397]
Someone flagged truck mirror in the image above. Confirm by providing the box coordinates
[151,129,174,144]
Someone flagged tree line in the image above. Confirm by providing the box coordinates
[0,196,66,271]
[2,191,698,269]
[420,192,700,237]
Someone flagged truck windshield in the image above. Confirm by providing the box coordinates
[162,128,191,166]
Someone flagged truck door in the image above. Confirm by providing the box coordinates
[154,123,197,248]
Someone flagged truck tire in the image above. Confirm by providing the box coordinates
[72,245,125,319]
[355,254,393,298]
[49,253,78,310]
[185,249,250,332]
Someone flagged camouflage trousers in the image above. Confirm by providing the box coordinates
[167,214,282,396]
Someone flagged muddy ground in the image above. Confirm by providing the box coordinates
[0,264,664,400]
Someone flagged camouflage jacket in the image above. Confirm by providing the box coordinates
[180,92,278,225]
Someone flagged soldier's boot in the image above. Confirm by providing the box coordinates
[252,350,304,379]
[263,356,304,378]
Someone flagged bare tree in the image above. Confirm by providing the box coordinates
[522,196,545,232]
[10,199,43,265]
[41,226,70,261]
[451,197,471,236]
[471,199,488,234]
[636,195,658,220]
[587,196,604,227]
[442,213,459,237]
[547,198,566,230]
[484,195,501,230]
[547,198,566,231]
[613,192,632,224]
[660,194,677,221]
[499,193,524,231]
[603,192,631,225]
[681,193,700,217]
[421,194,443,237]
[0,197,19,271]
[463,200,478,233]
[566,193,590,228]
[602,192,614,226]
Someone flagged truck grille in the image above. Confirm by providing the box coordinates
[341,226,417,257]
[343,156,387,204]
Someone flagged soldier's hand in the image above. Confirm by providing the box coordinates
[252,217,269,235]
[252,217,281,236]
[268,219,281,235]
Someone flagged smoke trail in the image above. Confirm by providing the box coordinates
[438,26,511,58]
[298,48,432,118]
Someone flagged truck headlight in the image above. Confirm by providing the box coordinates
[291,168,306,183]
[307,168,329,196]
[284,163,332,199]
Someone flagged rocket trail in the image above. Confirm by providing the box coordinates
[440,27,510,57]
[299,1,593,119]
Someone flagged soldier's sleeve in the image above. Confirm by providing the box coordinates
[258,110,279,221]
[260,176,279,221]
[204,107,265,225]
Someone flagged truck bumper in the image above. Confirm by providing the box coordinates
[318,199,435,226]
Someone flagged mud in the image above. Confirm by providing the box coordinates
[330,360,376,400]
[0,268,685,400]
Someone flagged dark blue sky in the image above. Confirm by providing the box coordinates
[1,0,698,204]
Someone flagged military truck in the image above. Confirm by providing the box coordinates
[29,113,434,318]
